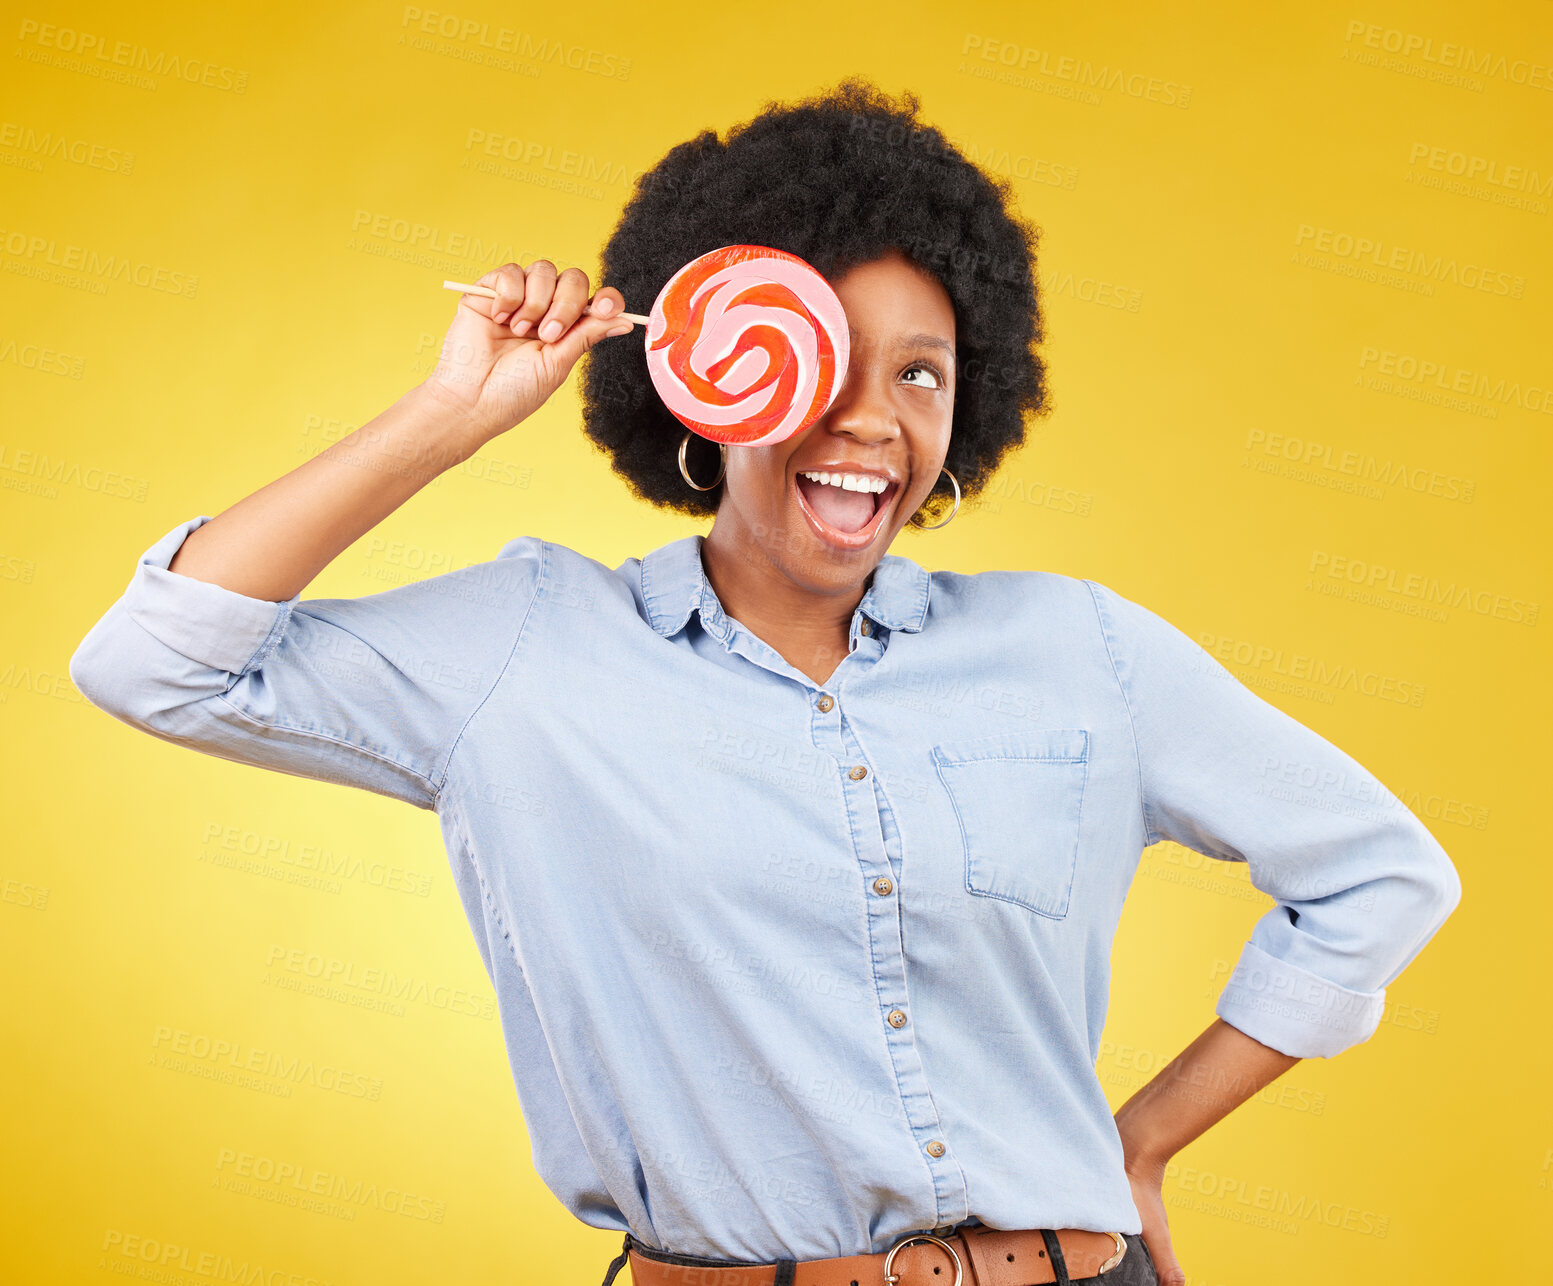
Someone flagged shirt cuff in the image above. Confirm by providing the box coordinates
[124,515,296,676]
[1214,939,1387,1059]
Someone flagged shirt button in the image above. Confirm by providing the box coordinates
[925,1140,946,1158]
[872,876,893,896]
[848,765,869,781]
[816,694,834,713]
[860,620,872,636]
[887,1009,907,1028]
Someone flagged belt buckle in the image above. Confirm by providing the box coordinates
[1097,1232,1127,1274]
[882,1233,962,1286]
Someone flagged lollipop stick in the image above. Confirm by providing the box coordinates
[441,280,648,325]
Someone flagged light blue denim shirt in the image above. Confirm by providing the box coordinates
[69,515,1461,1262]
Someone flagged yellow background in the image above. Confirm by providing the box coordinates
[4,1,1549,1281]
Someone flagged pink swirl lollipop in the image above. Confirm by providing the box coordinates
[644,245,850,447]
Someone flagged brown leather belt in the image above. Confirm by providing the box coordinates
[621,1224,1129,1286]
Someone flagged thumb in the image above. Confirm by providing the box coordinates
[544,310,638,382]
[1143,1231,1186,1286]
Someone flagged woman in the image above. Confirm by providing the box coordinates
[70,79,1460,1286]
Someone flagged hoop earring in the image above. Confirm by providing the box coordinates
[908,468,960,529]
[678,430,726,492]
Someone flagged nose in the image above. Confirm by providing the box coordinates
[819,359,900,446]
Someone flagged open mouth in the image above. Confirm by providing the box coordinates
[792,471,902,550]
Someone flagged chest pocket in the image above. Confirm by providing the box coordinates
[931,729,1090,921]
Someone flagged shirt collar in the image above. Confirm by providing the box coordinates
[640,534,931,638]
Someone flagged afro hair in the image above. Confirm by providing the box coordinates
[579,75,1053,525]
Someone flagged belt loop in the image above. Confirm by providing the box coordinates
[954,1229,985,1286]
[1038,1230,1070,1286]
[773,1258,798,1286]
[600,1232,632,1286]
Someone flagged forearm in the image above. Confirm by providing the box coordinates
[166,381,488,603]
[1113,1017,1301,1169]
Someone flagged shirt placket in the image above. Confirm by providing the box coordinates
[807,614,971,1231]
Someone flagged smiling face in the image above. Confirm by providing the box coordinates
[709,248,957,594]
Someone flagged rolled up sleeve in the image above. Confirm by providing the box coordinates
[69,515,545,811]
[1086,580,1463,1059]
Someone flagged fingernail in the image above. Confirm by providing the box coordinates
[513,320,531,335]
[493,309,511,324]
[540,320,562,342]
[605,322,634,337]
[593,297,615,317]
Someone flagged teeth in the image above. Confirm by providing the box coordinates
[798,470,889,494]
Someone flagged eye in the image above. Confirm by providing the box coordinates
[902,362,946,391]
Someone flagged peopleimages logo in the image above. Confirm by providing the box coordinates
[1359,346,1553,410]
[1244,428,1476,504]
[13,18,250,92]
[151,1024,385,1100]
[0,227,200,298]
[397,7,633,80]
[99,1230,335,1285]
[958,34,1193,107]
[1406,143,1553,195]
[1342,20,1553,93]
[262,944,496,1019]
[1201,633,1427,708]
[214,1148,446,1223]
[1293,224,1526,297]
[1307,552,1539,625]
[0,121,135,174]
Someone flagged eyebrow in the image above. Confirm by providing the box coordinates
[901,332,956,360]
[848,327,956,359]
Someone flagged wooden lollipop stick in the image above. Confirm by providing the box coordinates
[442,280,649,326]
